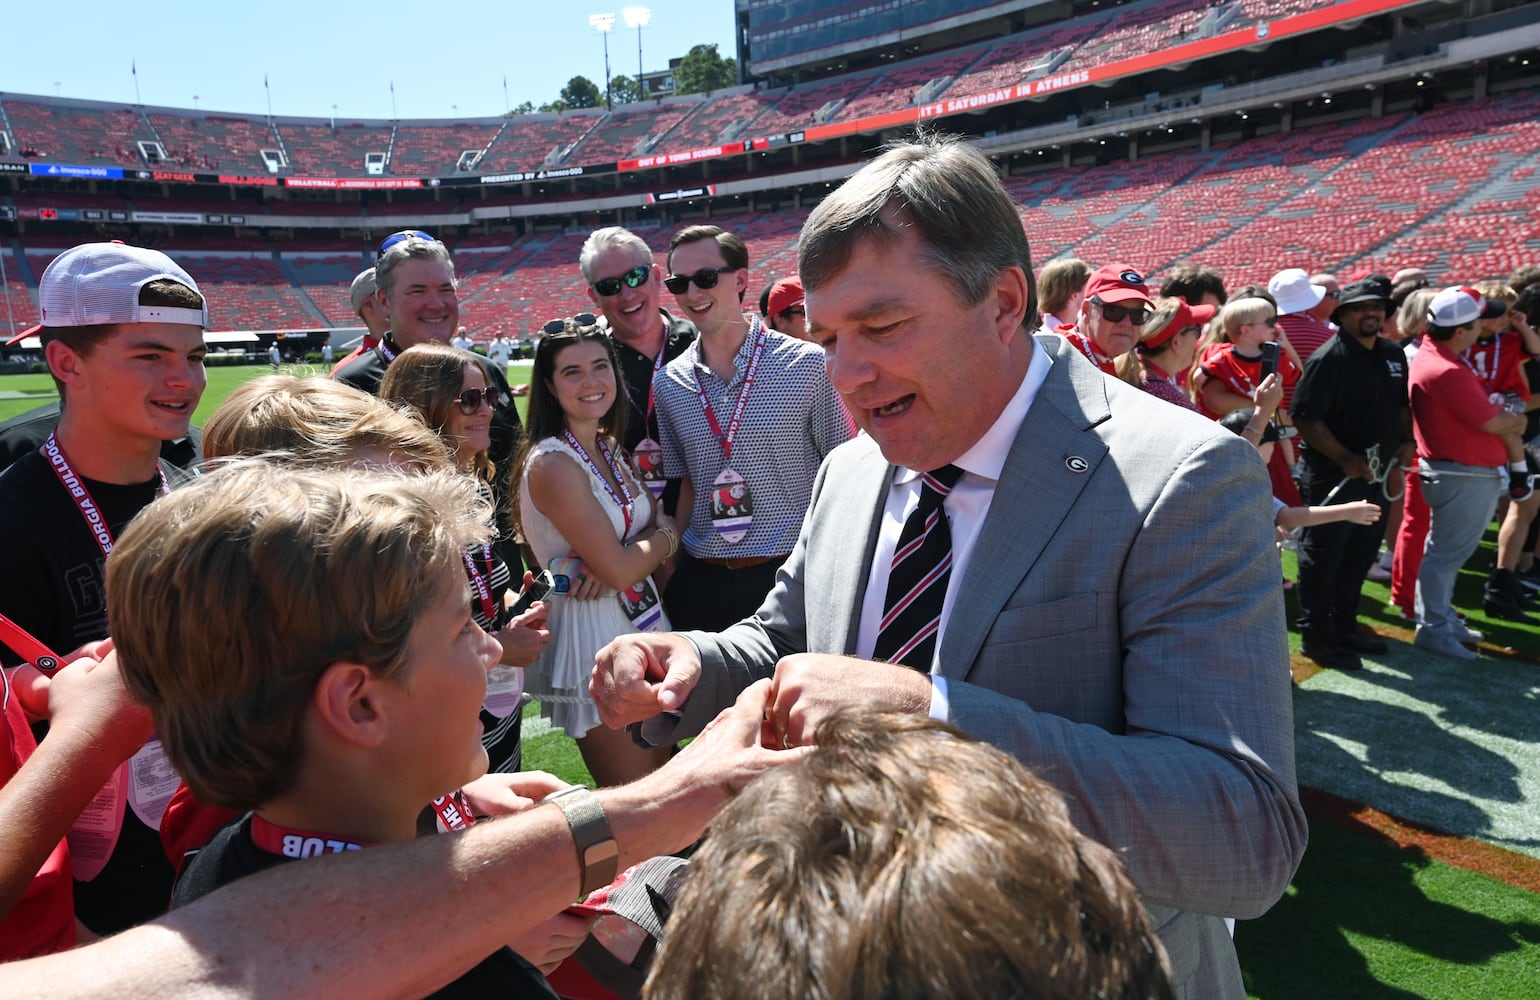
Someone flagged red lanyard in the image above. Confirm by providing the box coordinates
[690,318,768,463]
[250,814,372,858]
[43,432,169,558]
[430,792,477,832]
[565,430,635,536]
[0,611,63,674]
[463,542,498,623]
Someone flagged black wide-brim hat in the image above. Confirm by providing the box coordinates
[1332,274,1393,321]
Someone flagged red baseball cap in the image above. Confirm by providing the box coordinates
[767,275,804,318]
[1142,300,1216,348]
[1084,262,1154,307]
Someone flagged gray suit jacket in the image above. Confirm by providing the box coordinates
[676,334,1308,998]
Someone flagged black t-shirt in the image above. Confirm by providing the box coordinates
[174,814,558,999]
[0,448,178,934]
[0,401,203,475]
[611,309,697,516]
[1291,330,1410,476]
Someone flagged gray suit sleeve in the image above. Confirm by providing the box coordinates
[946,433,1308,919]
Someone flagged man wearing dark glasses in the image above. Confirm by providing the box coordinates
[1060,262,1155,376]
[593,137,1303,1000]
[652,224,852,631]
[335,232,524,569]
[579,227,697,514]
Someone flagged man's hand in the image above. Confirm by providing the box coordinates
[1341,452,1374,481]
[459,770,571,817]
[765,653,931,749]
[1394,441,1418,476]
[590,632,701,729]
[659,679,809,797]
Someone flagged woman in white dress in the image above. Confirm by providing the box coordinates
[513,318,678,786]
[382,343,551,774]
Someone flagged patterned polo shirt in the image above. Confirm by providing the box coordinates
[655,318,853,559]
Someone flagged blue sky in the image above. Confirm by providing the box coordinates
[0,1,738,121]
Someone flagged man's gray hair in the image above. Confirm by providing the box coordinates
[798,134,1037,329]
[579,227,653,284]
[376,237,455,298]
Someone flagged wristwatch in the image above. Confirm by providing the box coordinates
[543,786,618,895]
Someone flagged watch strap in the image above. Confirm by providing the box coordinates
[543,786,618,896]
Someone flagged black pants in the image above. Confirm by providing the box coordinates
[1296,464,1389,639]
[665,550,786,633]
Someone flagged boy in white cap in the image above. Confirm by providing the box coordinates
[0,241,208,935]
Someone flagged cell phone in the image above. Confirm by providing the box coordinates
[507,570,556,617]
[1259,341,1279,381]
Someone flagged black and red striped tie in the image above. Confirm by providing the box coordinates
[873,464,964,670]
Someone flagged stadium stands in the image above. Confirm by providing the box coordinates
[147,112,279,174]
[390,123,503,176]
[281,122,396,176]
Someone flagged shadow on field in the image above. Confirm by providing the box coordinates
[1239,818,1540,999]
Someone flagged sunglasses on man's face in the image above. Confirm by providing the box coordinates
[663,266,739,295]
[457,386,501,414]
[1092,298,1150,326]
[542,313,601,336]
[592,265,652,298]
[378,230,438,257]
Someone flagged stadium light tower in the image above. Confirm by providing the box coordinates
[623,7,651,102]
[589,12,617,111]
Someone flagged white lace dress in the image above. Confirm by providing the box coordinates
[519,435,671,736]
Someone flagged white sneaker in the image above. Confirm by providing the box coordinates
[1414,628,1479,660]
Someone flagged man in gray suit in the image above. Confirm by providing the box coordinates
[592,135,1306,999]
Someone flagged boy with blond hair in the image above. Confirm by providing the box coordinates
[109,462,558,995]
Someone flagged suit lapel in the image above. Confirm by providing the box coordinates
[940,336,1112,680]
[826,442,894,653]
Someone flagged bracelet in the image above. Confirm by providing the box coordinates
[543,786,618,896]
[654,523,680,561]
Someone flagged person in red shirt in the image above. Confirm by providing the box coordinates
[1410,287,1528,658]
[1195,296,1303,506]
[1461,281,1540,619]
[1059,263,1154,376]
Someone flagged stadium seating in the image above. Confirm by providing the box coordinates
[281,123,396,176]
[390,123,503,176]
[475,115,604,174]
[147,113,280,174]
[2,100,143,165]
[562,106,695,165]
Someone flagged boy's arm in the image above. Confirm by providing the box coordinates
[0,650,151,920]
[1277,500,1382,531]
[0,681,799,1000]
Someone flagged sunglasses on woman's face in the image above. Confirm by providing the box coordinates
[457,387,501,414]
[591,265,651,297]
[663,266,739,295]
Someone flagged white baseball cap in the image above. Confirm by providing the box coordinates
[1427,285,1505,328]
[1267,268,1327,316]
[11,241,207,345]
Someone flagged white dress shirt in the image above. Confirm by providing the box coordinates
[855,343,1053,717]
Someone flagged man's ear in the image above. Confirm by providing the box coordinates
[312,661,389,749]
[44,340,86,387]
[992,266,1032,344]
